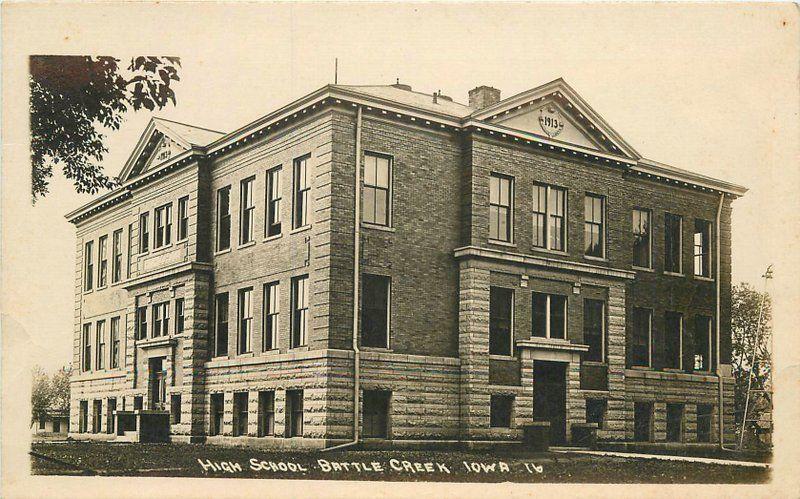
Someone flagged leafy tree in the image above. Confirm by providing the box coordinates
[29,55,181,202]
[30,365,71,426]
[731,282,772,447]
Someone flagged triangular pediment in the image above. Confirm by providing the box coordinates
[472,79,641,160]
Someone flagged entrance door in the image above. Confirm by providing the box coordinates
[533,361,567,445]
[149,357,166,410]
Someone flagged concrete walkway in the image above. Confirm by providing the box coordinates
[553,448,770,468]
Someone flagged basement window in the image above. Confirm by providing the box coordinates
[363,390,390,438]
[697,404,712,443]
[170,394,181,424]
[286,390,304,437]
[633,402,653,442]
[258,391,275,437]
[233,392,248,437]
[490,394,514,428]
[666,403,684,442]
[210,393,224,436]
[586,399,607,428]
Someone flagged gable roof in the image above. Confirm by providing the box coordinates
[333,84,473,119]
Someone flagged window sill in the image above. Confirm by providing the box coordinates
[693,275,715,282]
[82,289,94,295]
[362,223,395,233]
[151,243,174,254]
[263,233,283,243]
[214,248,232,256]
[290,225,312,236]
[632,266,654,273]
[630,365,653,370]
[663,271,685,277]
[137,250,150,257]
[488,239,515,248]
[663,368,684,373]
[261,348,280,355]
[489,354,516,361]
[583,255,607,263]
[176,237,188,244]
[581,360,608,367]
[289,345,309,351]
[531,246,568,256]
[360,346,392,352]
[96,285,108,291]
[237,240,256,250]
[237,352,254,358]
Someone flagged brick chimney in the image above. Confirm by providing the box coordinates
[468,86,501,109]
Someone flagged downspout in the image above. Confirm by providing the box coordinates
[323,105,363,452]
[715,192,733,450]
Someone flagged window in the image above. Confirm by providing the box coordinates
[265,166,282,237]
[665,312,683,370]
[127,223,134,279]
[293,155,310,229]
[136,306,147,340]
[583,299,605,362]
[112,229,123,283]
[107,398,116,434]
[586,399,607,428]
[233,392,249,437]
[694,219,712,277]
[632,209,652,268]
[361,274,390,348]
[262,282,279,351]
[175,298,185,334]
[110,317,120,369]
[79,401,88,433]
[216,186,231,251]
[170,394,181,424]
[291,276,309,348]
[531,183,567,251]
[665,213,682,273]
[531,292,567,340]
[286,390,304,437]
[489,287,513,356]
[139,212,150,253]
[363,390,390,438]
[177,196,189,241]
[489,173,513,242]
[696,404,712,443]
[584,194,604,257]
[634,402,653,442]
[666,403,684,442]
[82,323,92,372]
[363,153,392,226]
[133,396,143,411]
[632,308,652,367]
[96,320,106,370]
[214,293,229,357]
[694,316,712,371]
[84,241,94,291]
[238,288,253,354]
[39,418,46,430]
[154,203,172,249]
[210,393,224,436]
[258,391,275,437]
[240,177,255,244]
[490,395,513,428]
[151,302,169,337]
[97,235,108,287]
[92,400,102,433]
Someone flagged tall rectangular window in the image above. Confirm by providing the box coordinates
[82,323,92,371]
[258,391,275,437]
[531,292,567,340]
[112,229,123,283]
[84,241,94,291]
[531,183,566,251]
[127,223,134,279]
[170,394,181,424]
[210,393,223,436]
[240,177,255,244]
[363,390,391,438]
[293,155,310,229]
[584,194,604,257]
[632,209,652,268]
[175,298,185,334]
[291,275,309,348]
[233,392,249,437]
[697,404,712,442]
[634,402,653,442]
[286,390,304,437]
[489,287,513,356]
[694,316,712,371]
[665,311,683,370]
[265,166,282,237]
[139,212,149,253]
[665,213,683,273]
[666,403,684,442]
[238,288,253,354]
[361,274,390,348]
[154,203,172,248]
[489,173,513,242]
[95,320,106,370]
[583,299,605,362]
[262,282,279,351]
[177,196,189,241]
[98,235,108,287]
[214,293,229,357]
[216,186,231,251]
[136,306,147,340]
[110,316,120,369]
[363,153,392,226]
[694,219,711,277]
[151,302,169,337]
[632,307,652,367]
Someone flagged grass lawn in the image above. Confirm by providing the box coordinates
[30,441,769,483]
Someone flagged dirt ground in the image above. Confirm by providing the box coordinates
[30,441,769,483]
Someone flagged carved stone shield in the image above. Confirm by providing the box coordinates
[538,106,565,138]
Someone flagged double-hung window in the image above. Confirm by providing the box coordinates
[293,155,310,229]
[694,316,712,371]
[265,166,282,237]
[584,194,605,257]
[82,323,92,371]
[632,209,652,268]
[583,299,605,362]
[531,292,567,339]
[363,153,392,226]
[262,282,279,351]
[665,311,683,370]
[216,186,231,251]
[214,293,229,357]
[139,212,150,253]
[632,307,652,367]
[154,203,172,249]
[694,220,712,277]
[136,306,147,340]
[177,196,189,241]
[532,183,567,251]
[240,177,255,244]
[489,173,514,243]
[665,213,683,274]
[110,317,120,369]
[238,288,253,354]
[96,320,106,370]
[112,229,123,284]
[291,275,309,348]
[175,298,185,334]
[489,287,513,356]
[152,302,169,337]
[98,235,108,287]
[84,241,94,291]
[361,274,390,348]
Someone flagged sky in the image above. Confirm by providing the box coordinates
[3,2,798,374]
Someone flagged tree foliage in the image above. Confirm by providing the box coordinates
[31,365,71,426]
[29,55,181,202]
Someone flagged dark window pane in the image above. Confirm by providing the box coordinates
[532,292,547,338]
[489,287,513,355]
[665,312,682,369]
[550,295,566,339]
[362,274,390,348]
[490,395,514,428]
[584,299,604,362]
